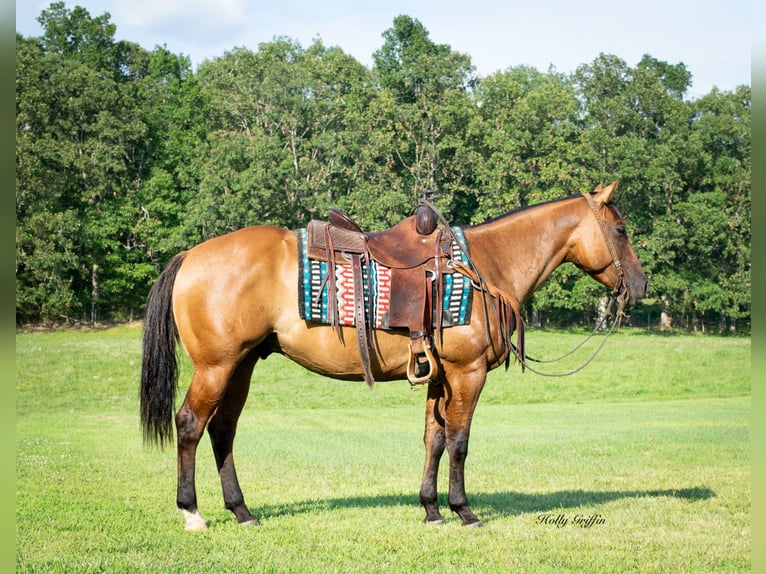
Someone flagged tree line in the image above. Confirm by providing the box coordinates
[16,3,751,332]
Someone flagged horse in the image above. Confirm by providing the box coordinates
[140,181,647,531]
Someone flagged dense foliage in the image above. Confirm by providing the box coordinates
[16,4,750,332]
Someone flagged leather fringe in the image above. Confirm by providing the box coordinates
[492,289,526,372]
[450,261,525,371]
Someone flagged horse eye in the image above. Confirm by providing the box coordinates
[614,225,627,237]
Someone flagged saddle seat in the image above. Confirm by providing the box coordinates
[309,207,443,269]
[306,204,451,386]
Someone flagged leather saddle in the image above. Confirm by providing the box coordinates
[306,203,451,386]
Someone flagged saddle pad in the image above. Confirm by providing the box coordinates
[295,228,473,329]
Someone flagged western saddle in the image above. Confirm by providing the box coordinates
[306,202,456,386]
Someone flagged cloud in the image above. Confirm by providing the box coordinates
[111,0,249,35]
[103,0,252,63]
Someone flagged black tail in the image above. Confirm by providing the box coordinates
[140,254,185,448]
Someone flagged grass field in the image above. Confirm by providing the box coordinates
[16,325,750,572]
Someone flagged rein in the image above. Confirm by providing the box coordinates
[508,295,624,377]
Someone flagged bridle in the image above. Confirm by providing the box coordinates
[581,191,630,318]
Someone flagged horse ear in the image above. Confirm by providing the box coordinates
[592,180,618,204]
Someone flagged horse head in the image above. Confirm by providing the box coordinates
[568,181,648,306]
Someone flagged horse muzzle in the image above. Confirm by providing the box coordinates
[612,265,648,308]
[625,273,648,306]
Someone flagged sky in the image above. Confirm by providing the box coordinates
[16,0,751,100]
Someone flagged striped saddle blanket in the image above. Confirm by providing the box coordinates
[296,228,473,330]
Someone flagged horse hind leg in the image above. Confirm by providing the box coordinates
[207,351,259,526]
[175,399,208,530]
[175,363,237,531]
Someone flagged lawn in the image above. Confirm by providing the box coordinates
[16,325,750,572]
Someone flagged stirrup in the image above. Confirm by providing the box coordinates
[407,338,438,385]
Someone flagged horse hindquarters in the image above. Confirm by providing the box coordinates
[163,227,294,530]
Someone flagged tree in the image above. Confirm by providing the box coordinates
[133,47,208,266]
[188,39,376,236]
[684,87,750,330]
[470,66,586,221]
[16,7,750,331]
[370,15,477,222]
[16,3,191,322]
[17,2,152,322]
[573,54,750,331]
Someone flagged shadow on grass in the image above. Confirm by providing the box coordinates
[250,486,715,522]
[469,487,715,518]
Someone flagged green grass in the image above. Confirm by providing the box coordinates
[16,325,750,572]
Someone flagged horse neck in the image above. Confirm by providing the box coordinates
[463,196,581,303]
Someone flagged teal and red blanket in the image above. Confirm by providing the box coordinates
[296,228,473,329]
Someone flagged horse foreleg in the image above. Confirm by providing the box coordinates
[207,353,259,526]
[443,368,487,527]
[445,427,482,527]
[419,381,447,524]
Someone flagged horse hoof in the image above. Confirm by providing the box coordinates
[182,509,208,532]
[463,520,484,528]
[425,518,446,526]
[239,518,259,527]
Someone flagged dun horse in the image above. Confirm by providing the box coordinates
[140,182,647,530]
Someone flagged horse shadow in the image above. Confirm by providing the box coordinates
[245,486,715,523]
